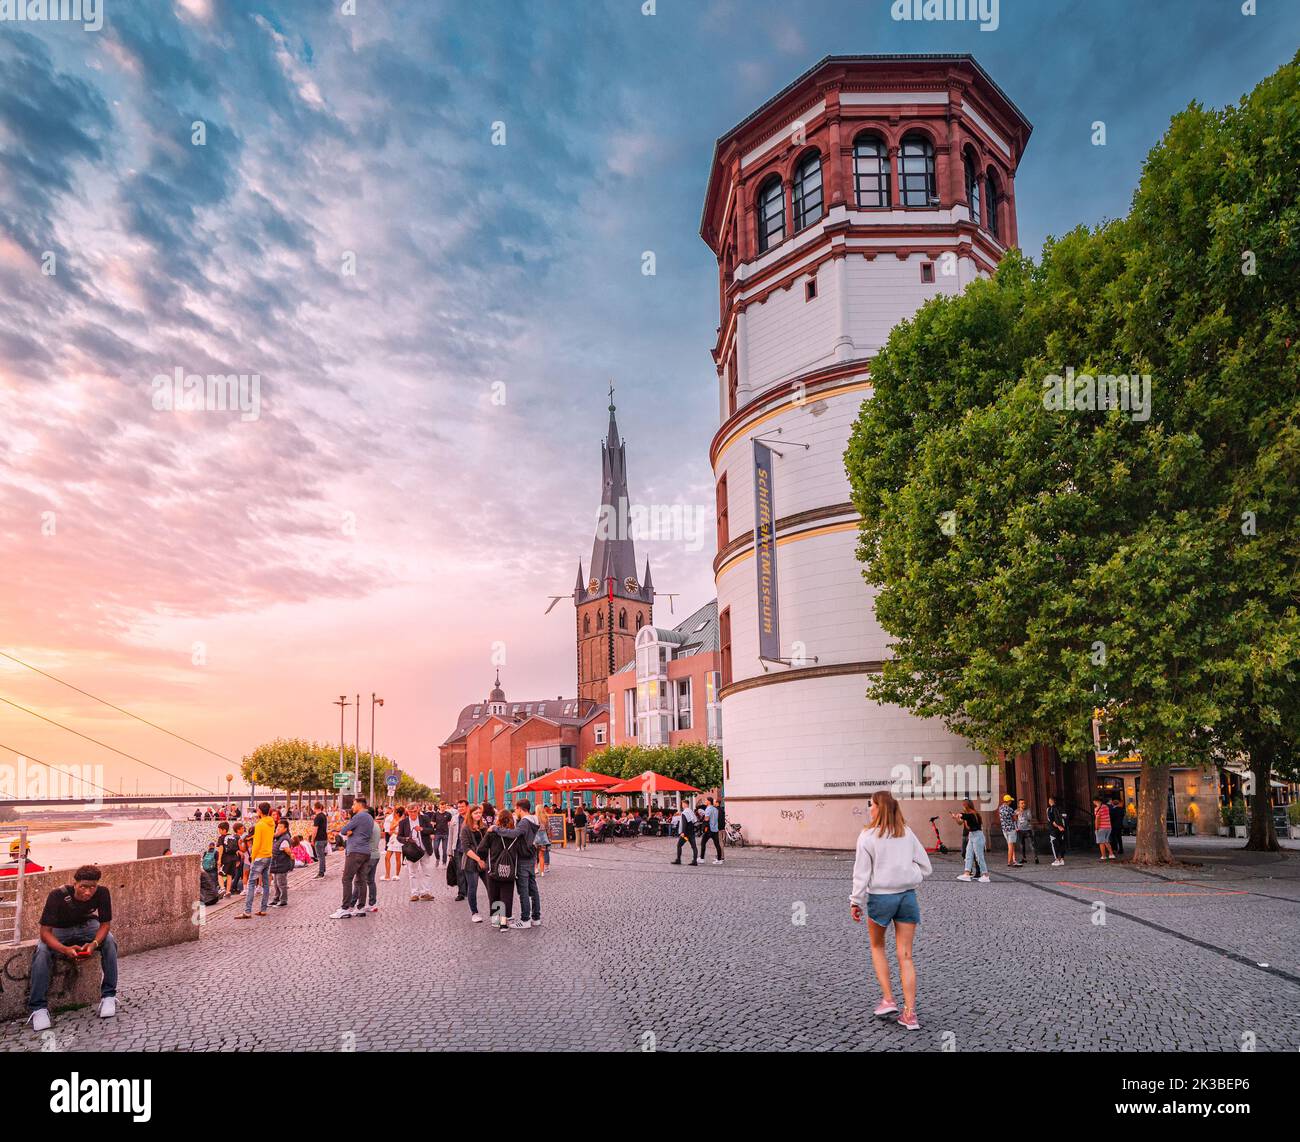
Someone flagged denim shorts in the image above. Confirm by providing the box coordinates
[866,889,920,927]
[1095,828,1111,843]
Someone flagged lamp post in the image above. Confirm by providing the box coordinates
[354,692,361,806]
[370,694,385,805]
[225,773,233,816]
[334,695,351,809]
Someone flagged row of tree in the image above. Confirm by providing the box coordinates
[845,54,1299,864]
[239,738,435,805]
[584,742,723,794]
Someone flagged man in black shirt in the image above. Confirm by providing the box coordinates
[431,804,452,866]
[27,865,118,1033]
[311,802,329,877]
[1109,797,1126,857]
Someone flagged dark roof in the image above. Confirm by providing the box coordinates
[614,599,719,675]
[586,399,653,605]
[440,697,601,747]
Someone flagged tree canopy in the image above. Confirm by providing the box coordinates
[584,741,722,793]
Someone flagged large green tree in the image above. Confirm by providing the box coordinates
[846,55,1300,864]
[585,742,722,793]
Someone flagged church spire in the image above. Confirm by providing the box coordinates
[587,384,651,603]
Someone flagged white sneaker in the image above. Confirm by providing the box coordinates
[530,918,542,927]
[330,907,351,919]
[367,904,379,912]
[507,918,529,929]
[956,873,972,882]
[978,875,990,883]
[470,913,483,923]
[1051,859,1064,867]
[99,997,116,1019]
[712,859,722,865]
[28,1008,51,1032]
[348,907,367,917]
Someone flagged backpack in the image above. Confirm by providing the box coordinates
[492,837,518,880]
[201,850,217,873]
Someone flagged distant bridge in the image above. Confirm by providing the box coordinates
[0,794,298,810]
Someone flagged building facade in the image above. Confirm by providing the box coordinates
[700,54,1033,848]
[607,600,723,752]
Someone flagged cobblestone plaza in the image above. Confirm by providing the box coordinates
[3,837,1297,1053]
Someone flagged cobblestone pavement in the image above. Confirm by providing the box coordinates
[3,837,1298,1052]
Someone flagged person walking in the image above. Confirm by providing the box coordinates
[1093,797,1114,861]
[1047,796,1068,866]
[332,796,375,918]
[699,797,724,864]
[998,795,1020,868]
[572,803,589,850]
[236,802,275,920]
[512,799,542,928]
[360,805,381,912]
[450,799,468,900]
[268,818,294,907]
[850,791,932,1032]
[382,805,403,881]
[952,799,989,882]
[311,802,329,878]
[671,800,699,866]
[458,805,488,922]
[535,804,551,878]
[1109,796,1126,857]
[398,806,435,902]
[476,810,522,931]
[1015,799,1039,865]
[431,803,451,866]
[217,820,239,897]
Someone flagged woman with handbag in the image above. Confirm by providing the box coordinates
[383,805,403,881]
[458,805,488,923]
[398,806,434,901]
[475,810,521,931]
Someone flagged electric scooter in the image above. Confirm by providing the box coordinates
[926,816,950,855]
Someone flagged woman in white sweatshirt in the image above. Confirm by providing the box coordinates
[849,790,933,1031]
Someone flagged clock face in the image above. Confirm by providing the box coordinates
[624,576,639,593]
[588,578,601,594]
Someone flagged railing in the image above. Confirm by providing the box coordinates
[0,825,29,945]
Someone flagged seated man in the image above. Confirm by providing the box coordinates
[27,864,118,1032]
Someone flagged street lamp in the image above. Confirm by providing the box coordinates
[370,694,385,805]
[334,695,351,809]
[225,772,233,815]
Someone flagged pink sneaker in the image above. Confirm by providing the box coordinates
[873,1000,899,1018]
[898,1010,920,1031]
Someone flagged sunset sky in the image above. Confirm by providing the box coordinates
[1,0,1295,797]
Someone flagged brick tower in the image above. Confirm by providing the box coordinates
[575,394,653,704]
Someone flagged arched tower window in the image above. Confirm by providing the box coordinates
[597,610,604,630]
[964,150,981,227]
[583,614,590,635]
[792,151,823,232]
[899,134,936,207]
[618,608,627,630]
[986,168,1002,240]
[852,133,890,208]
[756,175,784,253]
[636,612,644,631]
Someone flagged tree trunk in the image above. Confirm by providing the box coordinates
[1132,759,1173,865]
[1245,733,1281,852]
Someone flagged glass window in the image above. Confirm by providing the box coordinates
[595,723,606,745]
[757,175,784,253]
[986,168,1001,239]
[853,134,890,208]
[625,689,636,738]
[899,135,936,207]
[964,152,981,226]
[676,677,693,730]
[792,152,823,231]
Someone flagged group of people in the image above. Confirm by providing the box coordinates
[670,797,725,866]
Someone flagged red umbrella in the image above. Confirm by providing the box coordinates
[513,766,622,793]
[602,771,700,795]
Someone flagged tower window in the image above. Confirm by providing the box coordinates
[636,611,644,631]
[597,611,604,630]
[583,614,590,635]
[853,133,890,208]
[716,472,729,549]
[719,607,732,689]
[920,262,935,283]
[792,152,823,232]
[986,168,1002,240]
[964,150,981,227]
[899,134,936,207]
[619,608,627,630]
[756,175,784,253]
[804,278,817,301]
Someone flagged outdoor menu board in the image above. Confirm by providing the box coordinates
[546,813,566,847]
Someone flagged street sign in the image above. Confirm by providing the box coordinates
[385,773,398,791]
[333,772,353,790]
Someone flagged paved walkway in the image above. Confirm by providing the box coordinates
[2,836,1298,1052]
